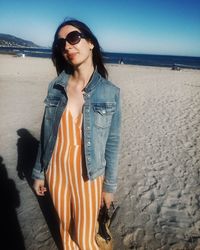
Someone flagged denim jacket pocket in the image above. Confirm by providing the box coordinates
[93,103,116,128]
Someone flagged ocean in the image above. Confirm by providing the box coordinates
[0,46,200,70]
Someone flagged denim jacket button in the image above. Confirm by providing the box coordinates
[87,141,91,146]
[87,157,91,161]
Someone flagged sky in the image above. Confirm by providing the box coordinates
[0,0,200,56]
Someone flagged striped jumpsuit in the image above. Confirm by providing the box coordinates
[45,103,103,250]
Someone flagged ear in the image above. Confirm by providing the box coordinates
[88,40,94,50]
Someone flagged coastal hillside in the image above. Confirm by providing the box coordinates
[0,33,40,47]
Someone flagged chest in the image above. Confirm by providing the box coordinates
[66,84,85,119]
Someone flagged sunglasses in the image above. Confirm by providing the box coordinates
[56,31,85,51]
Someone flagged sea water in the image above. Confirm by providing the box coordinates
[0,47,200,69]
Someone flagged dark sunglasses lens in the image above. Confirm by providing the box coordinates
[57,31,82,51]
[67,31,81,45]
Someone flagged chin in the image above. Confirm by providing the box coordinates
[70,58,85,67]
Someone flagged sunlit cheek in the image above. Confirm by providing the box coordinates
[86,45,93,55]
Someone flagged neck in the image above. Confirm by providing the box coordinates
[72,61,95,88]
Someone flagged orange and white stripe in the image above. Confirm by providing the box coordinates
[46,105,103,250]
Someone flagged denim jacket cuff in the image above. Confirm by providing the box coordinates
[32,168,45,180]
[102,181,117,193]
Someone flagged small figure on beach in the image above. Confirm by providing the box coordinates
[171,64,181,71]
[119,57,124,64]
[32,18,121,249]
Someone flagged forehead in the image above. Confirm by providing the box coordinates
[58,25,80,38]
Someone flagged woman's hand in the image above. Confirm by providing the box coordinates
[33,179,47,196]
[101,192,114,209]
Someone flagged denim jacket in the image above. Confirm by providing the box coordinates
[32,69,121,193]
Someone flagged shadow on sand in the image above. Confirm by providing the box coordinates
[0,156,25,250]
[16,128,63,250]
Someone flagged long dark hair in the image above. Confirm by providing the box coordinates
[52,18,108,79]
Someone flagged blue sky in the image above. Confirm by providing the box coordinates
[0,0,200,56]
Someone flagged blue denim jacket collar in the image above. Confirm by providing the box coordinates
[54,68,101,93]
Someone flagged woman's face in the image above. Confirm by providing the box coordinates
[58,25,94,67]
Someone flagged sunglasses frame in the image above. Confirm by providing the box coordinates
[56,31,86,51]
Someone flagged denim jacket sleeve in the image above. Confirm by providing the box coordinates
[31,115,45,180]
[103,88,121,193]
[31,80,55,180]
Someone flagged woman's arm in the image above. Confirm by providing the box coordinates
[103,88,121,194]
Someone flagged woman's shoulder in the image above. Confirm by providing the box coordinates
[100,76,120,93]
[47,71,69,91]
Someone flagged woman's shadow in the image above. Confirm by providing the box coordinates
[0,156,25,250]
[16,128,63,249]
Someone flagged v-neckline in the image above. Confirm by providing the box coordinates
[67,106,82,124]
[65,84,84,125]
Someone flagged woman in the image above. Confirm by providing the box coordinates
[32,18,121,250]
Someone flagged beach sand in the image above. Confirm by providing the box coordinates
[0,54,200,249]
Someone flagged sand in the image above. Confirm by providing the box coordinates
[1,54,200,249]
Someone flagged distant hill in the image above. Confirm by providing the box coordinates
[0,33,40,47]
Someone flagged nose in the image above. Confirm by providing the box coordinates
[64,40,73,51]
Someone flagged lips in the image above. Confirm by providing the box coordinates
[67,52,78,59]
